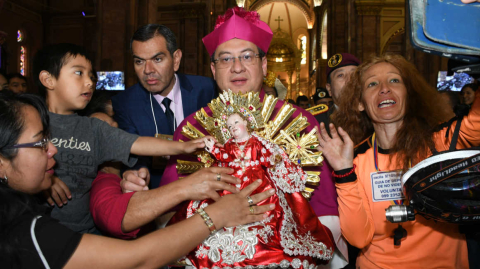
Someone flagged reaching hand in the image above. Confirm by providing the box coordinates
[182,136,211,154]
[206,179,276,228]
[461,0,480,3]
[204,137,215,152]
[177,167,241,201]
[44,175,72,207]
[120,167,150,193]
[316,122,355,171]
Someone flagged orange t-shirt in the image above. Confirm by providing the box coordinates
[336,93,480,268]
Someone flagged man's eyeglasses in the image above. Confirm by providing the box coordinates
[213,52,260,69]
[8,138,49,152]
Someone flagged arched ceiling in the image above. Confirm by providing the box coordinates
[255,2,310,35]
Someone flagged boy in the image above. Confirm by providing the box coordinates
[7,73,28,93]
[33,43,205,233]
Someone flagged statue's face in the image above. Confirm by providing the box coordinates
[226,113,249,141]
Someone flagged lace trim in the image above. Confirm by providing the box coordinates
[277,190,333,260]
[194,258,319,269]
[194,215,275,265]
[189,190,332,266]
[253,134,307,193]
[228,160,260,168]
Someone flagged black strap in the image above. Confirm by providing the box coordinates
[449,116,464,151]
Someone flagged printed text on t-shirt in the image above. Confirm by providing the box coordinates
[51,137,91,151]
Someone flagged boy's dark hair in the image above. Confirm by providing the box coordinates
[131,24,178,57]
[296,95,309,105]
[33,43,91,98]
[6,73,26,83]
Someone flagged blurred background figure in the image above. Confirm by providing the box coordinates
[7,73,27,93]
[438,90,461,118]
[80,90,117,126]
[296,95,310,109]
[313,87,333,107]
[461,83,478,107]
[263,70,288,100]
[312,87,335,132]
[263,70,277,97]
[0,71,8,90]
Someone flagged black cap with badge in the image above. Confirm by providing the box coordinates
[326,53,361,79]
[313,87,332,105]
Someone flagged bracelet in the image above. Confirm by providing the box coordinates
[332,165,356,178]
[197,208,217,234]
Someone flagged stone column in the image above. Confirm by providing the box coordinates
[287,70,294,100]
[296,68,300,97]
[355,0,384,60]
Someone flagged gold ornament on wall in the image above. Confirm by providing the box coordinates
[264,70,276,88]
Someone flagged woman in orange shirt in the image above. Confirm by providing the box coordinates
[316,54,478,268]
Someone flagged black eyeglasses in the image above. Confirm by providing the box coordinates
[8,138,49,152]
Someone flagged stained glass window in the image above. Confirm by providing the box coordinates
[20,46,26,76]
[300,36,307,65]
[17,30,23,42]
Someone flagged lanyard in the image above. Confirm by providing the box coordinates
[371,132,405,205]
[372,133,381,172]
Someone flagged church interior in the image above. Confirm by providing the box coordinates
[0,0,449,99]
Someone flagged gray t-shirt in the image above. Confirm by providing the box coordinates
[48,112,139,233]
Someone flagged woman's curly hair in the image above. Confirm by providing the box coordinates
[332,54,452,171]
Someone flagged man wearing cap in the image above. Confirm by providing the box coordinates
[312,87,334,128]
[325,53,361,110]
[313,87,333,107]
[154,7,346,268]
[322,53,361,267]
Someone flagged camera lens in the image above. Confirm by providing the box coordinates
[386,205,415,223]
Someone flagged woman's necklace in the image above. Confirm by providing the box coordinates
[234,135,251,172]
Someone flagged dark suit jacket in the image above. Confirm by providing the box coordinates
[112,73,216,188]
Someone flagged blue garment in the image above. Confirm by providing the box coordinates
[112,73,216,188]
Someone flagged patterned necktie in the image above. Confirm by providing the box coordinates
[161,97,175,134]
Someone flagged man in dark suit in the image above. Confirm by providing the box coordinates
[112,24,216,189]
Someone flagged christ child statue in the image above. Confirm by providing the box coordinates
[175,112,335,269]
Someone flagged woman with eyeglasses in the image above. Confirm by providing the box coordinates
[0,91,274,269]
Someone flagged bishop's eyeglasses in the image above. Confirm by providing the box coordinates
[213,52,260,69]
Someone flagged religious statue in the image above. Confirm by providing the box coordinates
[171,90,334,269]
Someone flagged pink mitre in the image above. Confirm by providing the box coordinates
[203,7,273,56]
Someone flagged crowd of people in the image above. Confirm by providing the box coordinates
[0,5,479,269]
[0,71,28,93]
